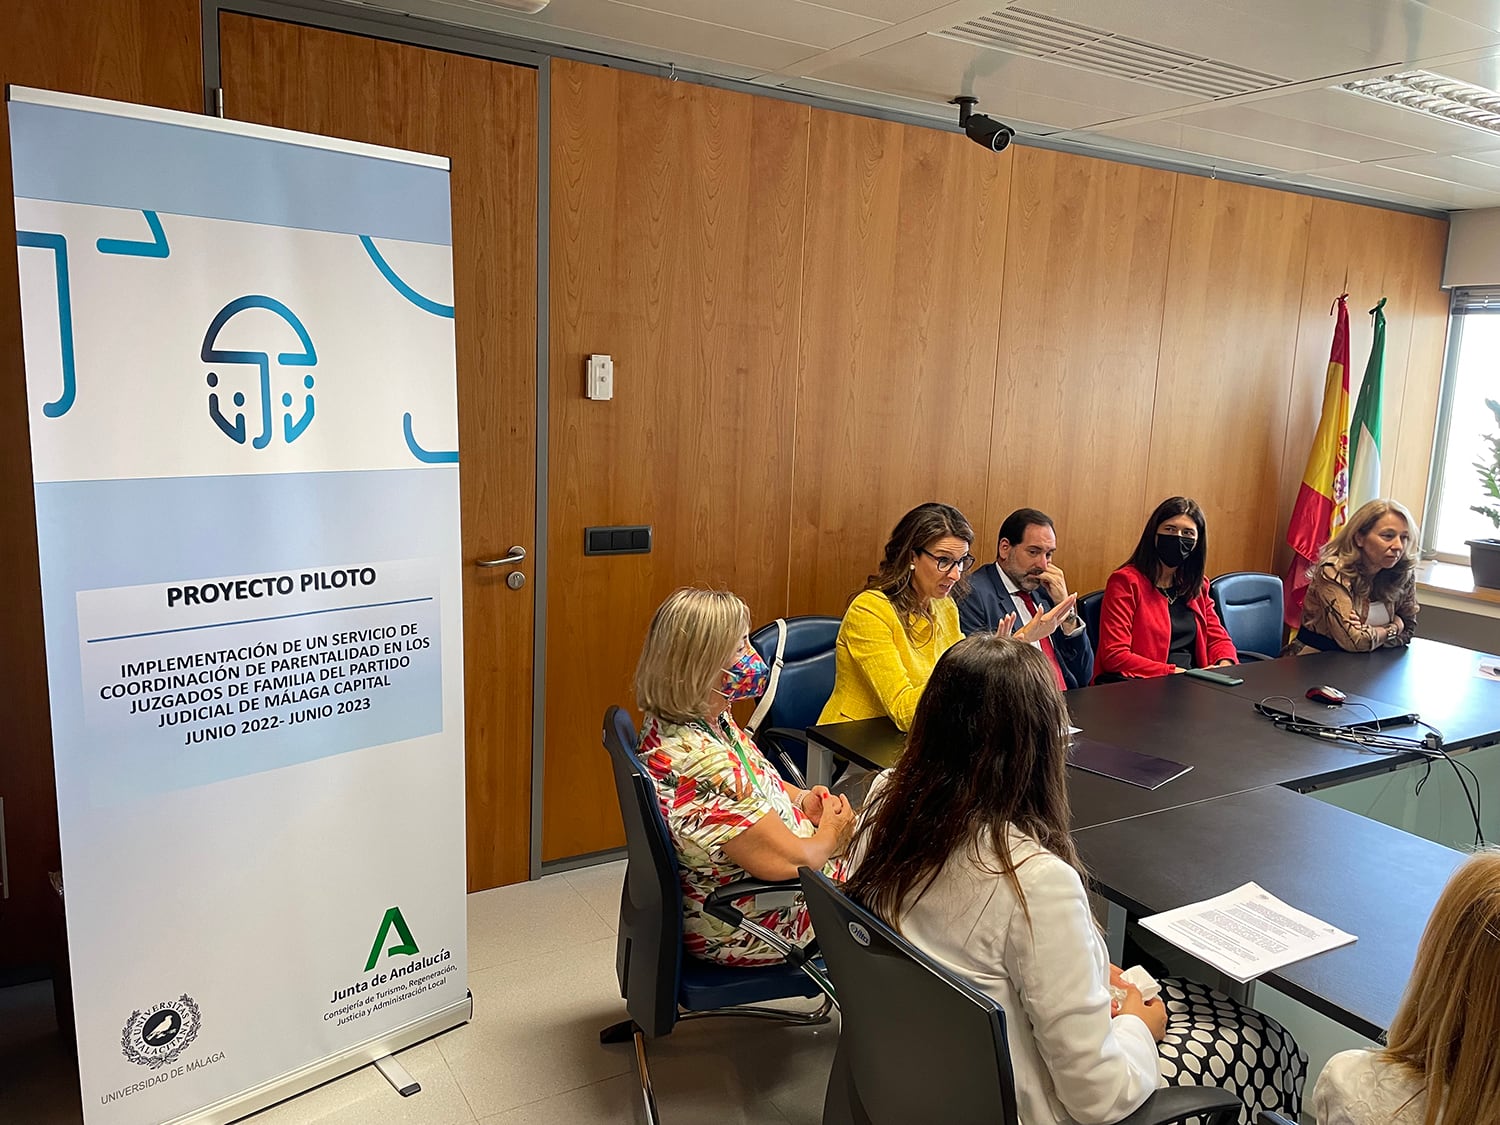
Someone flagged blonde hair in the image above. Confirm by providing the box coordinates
[634,588,750,723]
[1382,849,1500,1124]
[1317,498,1419,605]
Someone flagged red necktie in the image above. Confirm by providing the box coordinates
[1019,591,1068,692]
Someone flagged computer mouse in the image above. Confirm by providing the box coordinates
[1306,685,1347,705]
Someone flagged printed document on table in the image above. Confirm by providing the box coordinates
[1139,882,1356,983]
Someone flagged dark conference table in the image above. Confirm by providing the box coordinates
[804,637,1500,1037]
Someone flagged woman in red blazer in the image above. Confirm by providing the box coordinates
[1095,497,1238,681]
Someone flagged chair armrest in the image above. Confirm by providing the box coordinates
[1238,650,1276,662]
[1117,1085,1242,1125]
[703,878,804,928]
[757,727,809,788]
[703,878,838,1005]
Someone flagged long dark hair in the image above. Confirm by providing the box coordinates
[1125,496,1208,600]
[861,502,974,642]
[845,635,1081,929]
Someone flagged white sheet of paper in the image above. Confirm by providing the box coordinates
[1139,882,1356,984]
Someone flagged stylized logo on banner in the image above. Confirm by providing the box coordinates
[201,295,317,449]
[365,906,420,971]
[120,996,202,1069]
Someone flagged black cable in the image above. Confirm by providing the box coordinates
[1253,698,1485,846]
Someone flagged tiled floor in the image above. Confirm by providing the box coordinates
[0,860,838,1125]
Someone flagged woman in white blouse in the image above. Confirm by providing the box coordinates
[1312,849,1500,1125]
[846,635,1305,1125]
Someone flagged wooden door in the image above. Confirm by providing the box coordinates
[221,15,538,889]
[0,0,202,973]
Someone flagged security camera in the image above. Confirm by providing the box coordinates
[951,96,1014,153]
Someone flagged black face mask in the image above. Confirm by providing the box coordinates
[1155,533,1197,568]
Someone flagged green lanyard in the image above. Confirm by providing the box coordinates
[694,713,771,804]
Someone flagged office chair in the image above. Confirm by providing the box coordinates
[1209,572,1284,661]
[598,706,834,1125]
[799,867,1242,1125]
[1079,589,1105,654]
[1257,1114,1297,1125]
[748,615,842,787]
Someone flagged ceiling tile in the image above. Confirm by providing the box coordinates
[799,0,953,20]
[1060,132,1280,177]
[1249,85,1500,154]
[619,0,889,49]
[1145,102,1430,162]
[1378,150,1500,189]
[1018,0,1500,81]
[1089,119,1341,172]
[399,0,821,72]
[1417,0,1500,34]
[801,31,1207,126]
[1291,159,1500,205]
[1279,169,1457,207]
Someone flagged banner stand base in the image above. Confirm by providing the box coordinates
[373,1054,421,1097]
[161,992,472,1125]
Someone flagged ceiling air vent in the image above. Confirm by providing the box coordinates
[935,7,1286,99]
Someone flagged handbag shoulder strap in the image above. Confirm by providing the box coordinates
[745,618,787,737]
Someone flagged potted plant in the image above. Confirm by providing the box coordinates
[1470,396,1500,589]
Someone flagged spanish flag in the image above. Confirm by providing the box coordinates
[1285,294,1351,628]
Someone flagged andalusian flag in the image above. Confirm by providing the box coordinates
[1348,297,1387,511]
[1285,294,1351,627]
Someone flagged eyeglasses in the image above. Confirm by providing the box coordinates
[919,548,975,573]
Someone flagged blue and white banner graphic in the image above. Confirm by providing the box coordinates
[9,88,468,1124]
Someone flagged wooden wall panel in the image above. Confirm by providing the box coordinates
[1384,219,1450,528]
[1148,178,1313,577]
[987,147,1177,596]
[1276,201,1450,576]
[220,16,539,890]
[0,0,201,968]
[544,61,810,861]
[788,109,1011,616]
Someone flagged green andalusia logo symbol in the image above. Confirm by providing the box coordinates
[365,907,420,972]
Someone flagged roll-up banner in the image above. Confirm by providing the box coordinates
[7,87,469,1124]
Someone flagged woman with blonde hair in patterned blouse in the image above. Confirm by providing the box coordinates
[634,587,855,965]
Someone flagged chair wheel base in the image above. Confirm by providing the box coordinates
[599,1018,638,1045]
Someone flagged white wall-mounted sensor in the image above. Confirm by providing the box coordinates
[585,354,614,401]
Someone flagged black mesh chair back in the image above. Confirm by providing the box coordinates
[601,705,682,1038]
[800,867,1019,1125]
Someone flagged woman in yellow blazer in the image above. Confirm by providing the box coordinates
[819,503,1076,731]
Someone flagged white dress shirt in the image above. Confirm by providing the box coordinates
[1311,1050,1427,1125]
[858,775,1159,1125]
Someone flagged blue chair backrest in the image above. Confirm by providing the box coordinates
[1079,589,1105,653]
[601,706,683,1038]
[799,868,1020,1125]
[749,616,841,771]
[1209,572,1284,657]
[748,615,841,730]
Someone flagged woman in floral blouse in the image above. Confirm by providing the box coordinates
[635,588,856,966]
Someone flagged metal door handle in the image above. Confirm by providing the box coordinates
[477,546,526,568]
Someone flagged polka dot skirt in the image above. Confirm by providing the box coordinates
[1155,976,1307,1124]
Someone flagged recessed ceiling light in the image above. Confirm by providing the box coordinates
[1339,69,1500,134]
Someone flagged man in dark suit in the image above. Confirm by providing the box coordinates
[958,507,1093,690]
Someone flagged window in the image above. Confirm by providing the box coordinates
[1425,288,1500,561]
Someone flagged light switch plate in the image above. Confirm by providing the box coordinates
[585,354,614,401]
